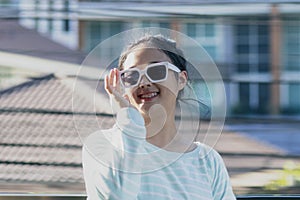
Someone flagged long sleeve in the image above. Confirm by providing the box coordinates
[209,149,236,200]
[82,145,122,200]
[82,107,146,200]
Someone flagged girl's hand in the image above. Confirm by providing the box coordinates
[104,68,130,109]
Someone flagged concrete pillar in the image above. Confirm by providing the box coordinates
[78,20,85,51]
[270,4,281,115]
[170,19,180,41]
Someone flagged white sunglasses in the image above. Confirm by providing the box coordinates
[120,62,181,88]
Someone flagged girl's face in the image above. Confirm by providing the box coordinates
[122,47,187,121]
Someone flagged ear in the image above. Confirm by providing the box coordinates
[178,71,187,90]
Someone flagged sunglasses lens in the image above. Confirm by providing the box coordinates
[121,70,139,87]
[147,65,167,81]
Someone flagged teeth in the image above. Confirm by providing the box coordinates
[140,92,158,99]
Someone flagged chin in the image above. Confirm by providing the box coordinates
[136,104,154,117]
[138,105,151,114]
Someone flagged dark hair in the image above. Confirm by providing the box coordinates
[118,35,187,74]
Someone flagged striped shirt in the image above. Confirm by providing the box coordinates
[83,108,236,200]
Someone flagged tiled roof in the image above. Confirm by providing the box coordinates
[0,74,114,186]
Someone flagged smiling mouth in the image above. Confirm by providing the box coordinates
[138,92,159,100]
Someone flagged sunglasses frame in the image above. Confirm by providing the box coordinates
[119,62,181,88]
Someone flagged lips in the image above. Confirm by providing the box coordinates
[138,91,159,100]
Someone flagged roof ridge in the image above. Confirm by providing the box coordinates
[0,73,55,96]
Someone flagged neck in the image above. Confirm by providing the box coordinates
[146,117,177,148]
[145,116,197,153]
[142,105,196,153]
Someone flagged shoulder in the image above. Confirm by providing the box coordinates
[194,144,236,199]
[83,127,119,148]
[82,127,124,162]
[194,142,225,169]
[195,142,221,159]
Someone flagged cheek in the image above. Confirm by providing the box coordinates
[124,87,134,95]
[125,88,137,102]
[156,78,179,97]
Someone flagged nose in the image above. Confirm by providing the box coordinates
[138,75,152,88]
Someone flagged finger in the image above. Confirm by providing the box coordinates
[113,68,117,88]
[104,75,112,94]
[106,69,115,94]
[115,69,120,86]
[108,69,114,88]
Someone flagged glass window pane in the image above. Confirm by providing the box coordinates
[287,42,299,53]
[204,45,217,60]
[287,24,299,34]
[258,35,269,44]
[286,33,300,42]
[258,44,269,54]
[237,25,249,36]
[237,35,250,45]
[237,63,250,72]
[289,84,300,112]
[89,22,101,51]
[205,23,215,37]
[287,55,300,70]
[240,83,250,107]
[237,44,250,54]
[258,25,268,36]
[142,21,151,27]
[187,23,196,38]
[258,64,269,72]
[258,54,269,64]
[110,21,123,35]
[258,83,270,113]
[63,19,70,32]
[159,22,170,29]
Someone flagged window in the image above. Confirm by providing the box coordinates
[287,55,299,70]
[289,84,300,112]
[258,83,270,113]
[237,25,249,36]
[186,22,215,38]
[258,44,269,54]
[204,45,217,60]
[184,21,218,60]
[234,18,271,114]
[63,0,70,32]
[88,22,101,51]
[258,24,268,35]
[237,63,250,73]
[283,19,300,71]
[240,83,250,106]
[86,21,124,52]
[187,23,196,38]
[282,19,300,114]
[287,42,299,53]
[63,19,70,32]
[205,23,215,37]
[159,22,170,29]
[142,21,151,27]
[237,44,250,54]
[141,21,170,29]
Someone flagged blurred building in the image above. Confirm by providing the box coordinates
[18,0,78,49]
[16,0,300,116]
